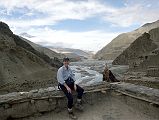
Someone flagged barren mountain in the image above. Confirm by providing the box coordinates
[113,27,159,74]
[95,20,159,60]
[19,37,65,61]
[50,47,94,60]
[0,22,62,94]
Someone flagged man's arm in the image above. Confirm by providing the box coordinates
[57,68,65,85]
[57,68,72,93]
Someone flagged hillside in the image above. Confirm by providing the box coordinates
[50,47,93,60]
[94,20,159,60]
[19,37,65,61]
[112,27,159,79]
[0,22,62,94]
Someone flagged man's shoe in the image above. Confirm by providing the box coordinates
[75,103,84,111]
[68,111,78,120]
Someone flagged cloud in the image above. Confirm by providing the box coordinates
[0,0,108,27]
[35,41,73,48]
[103,0,159,27]
[0,0,159,51]
[22,27,119,52]
[1,0,159,28]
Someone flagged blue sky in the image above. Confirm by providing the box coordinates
[0,0,159,52]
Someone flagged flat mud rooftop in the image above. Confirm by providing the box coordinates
[1,82,159,120]
[17,90,159,120]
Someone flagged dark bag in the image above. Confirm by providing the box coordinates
[65,77,74,85]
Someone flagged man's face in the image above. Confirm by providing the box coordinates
[63,60,69,67]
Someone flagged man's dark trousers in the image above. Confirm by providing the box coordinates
[59,82,84,109]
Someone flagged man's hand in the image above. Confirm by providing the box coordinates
[74,84,77,91]
[66,86,72,93]
[64,83,71,93]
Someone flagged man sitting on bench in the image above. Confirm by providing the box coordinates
[57,57,84,119]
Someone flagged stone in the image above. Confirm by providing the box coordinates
[30,99,35,104]
[147,68,159,77]
[101,90,107,94]
[4,103,11,109]
[7,102,36,118]
[35,99,55,112]
[0,106,8,120]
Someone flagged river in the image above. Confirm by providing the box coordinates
[70,60,129,86]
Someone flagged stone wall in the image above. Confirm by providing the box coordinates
[146,68,159,77]
[0,83,109,120]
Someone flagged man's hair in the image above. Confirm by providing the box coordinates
[63,57,70,62]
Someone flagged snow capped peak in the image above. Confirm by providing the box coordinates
[19,32,35,38]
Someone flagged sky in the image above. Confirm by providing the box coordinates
[0,0,159,52]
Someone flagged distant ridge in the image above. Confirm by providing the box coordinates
[19,32,35,38]
[94,20,159,60]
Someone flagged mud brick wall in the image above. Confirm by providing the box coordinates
[146,68,159,77]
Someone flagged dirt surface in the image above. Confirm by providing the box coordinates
[123,71,159,89]
[16,91,159,120]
